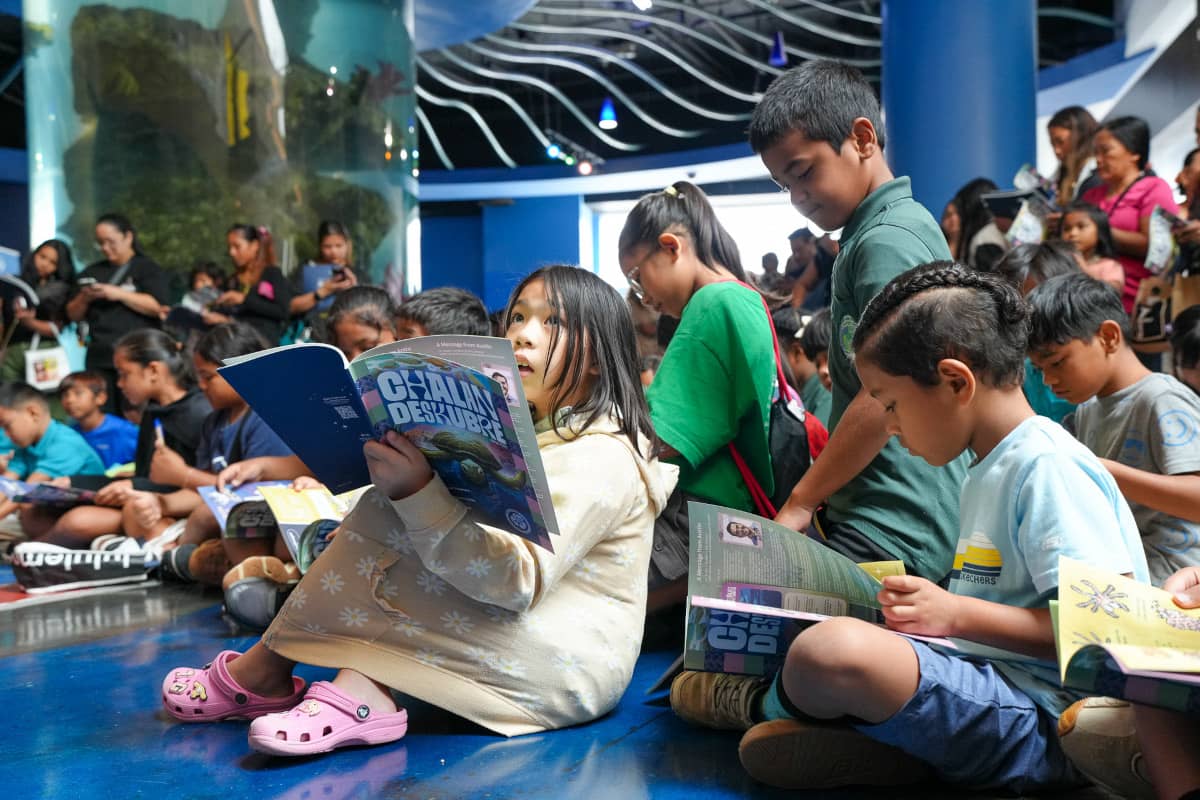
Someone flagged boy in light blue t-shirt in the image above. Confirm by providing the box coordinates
[0,381,106,521]
[673,264,1149,794]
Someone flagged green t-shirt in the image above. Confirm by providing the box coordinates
[799,372,832,429]
[648,282,775,512]
[825,177,969,581]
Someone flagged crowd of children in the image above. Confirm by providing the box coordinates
[0,56,1197,797]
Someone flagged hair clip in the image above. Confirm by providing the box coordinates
[662,185,679,198]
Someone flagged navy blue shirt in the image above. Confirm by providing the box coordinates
[195,408,293,472]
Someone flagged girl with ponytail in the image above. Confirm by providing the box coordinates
[618,181,778,598]
[204,224,292,345]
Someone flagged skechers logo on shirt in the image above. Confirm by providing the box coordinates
[949,531,1002,585]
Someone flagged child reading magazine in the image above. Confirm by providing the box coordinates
[159,266,676,755]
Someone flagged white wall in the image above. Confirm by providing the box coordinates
[589,193,825,294]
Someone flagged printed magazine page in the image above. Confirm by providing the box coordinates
[220,336,558,551]
[685,501,889,676]
[1056,557,1200,711]
[197,481,289,533]
[0,476,96,507]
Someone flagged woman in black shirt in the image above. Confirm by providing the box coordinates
[65,213,169,412]
[203,224,291,344]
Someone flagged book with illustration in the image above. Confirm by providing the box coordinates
[258,484,369,572]
[1056,557,1200,712]
[219,336,558,551]
[0,476,97,508]
[684,502,923,676]
[197,481,290,536]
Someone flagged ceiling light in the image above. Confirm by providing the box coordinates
[631,0,652,10]
[768,32,787,68]
[598,97,618,131]
[578,160,594,176]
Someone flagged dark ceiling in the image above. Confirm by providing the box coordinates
[0,0,1116,165]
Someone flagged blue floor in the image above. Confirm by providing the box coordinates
[0,571,1114,799]
[0,578,809,800]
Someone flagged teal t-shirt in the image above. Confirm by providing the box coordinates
[825,177,969,581]
[1023,358,1075,423]
[648,282,775,511]
[10,419,107,479]
[799,372,832,428]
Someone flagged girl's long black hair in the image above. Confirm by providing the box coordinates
[504,265,656,455]
[195,321,270,365]
[948,177,998,263]
[618,181,746,282]
[21,239,75,286]
[1062,201,1116,259]
[114,328,194,388]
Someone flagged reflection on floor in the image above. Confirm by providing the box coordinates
[0,569,1119,800]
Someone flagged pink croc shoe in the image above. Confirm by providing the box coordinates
[162,650,306,722]
[247,681,408,756]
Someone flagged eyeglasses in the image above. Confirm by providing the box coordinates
[626,265,646,302]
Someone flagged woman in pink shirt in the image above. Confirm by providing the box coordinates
[1081,116,1179,312]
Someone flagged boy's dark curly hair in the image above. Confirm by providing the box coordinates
[851,261,1029,387]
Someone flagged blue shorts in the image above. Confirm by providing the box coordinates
[855,640,1083,793]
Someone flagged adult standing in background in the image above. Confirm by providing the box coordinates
[1047,105,1101,203]
[204,224,292,345]
[287,220,359,342]
[66,213,169,413]
[2,239,76,383]
[1080,116,1179,312]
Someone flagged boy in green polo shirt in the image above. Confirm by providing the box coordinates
[671,60,970,729]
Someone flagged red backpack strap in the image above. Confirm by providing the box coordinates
[729,442,777,518]
[725,279,789,519]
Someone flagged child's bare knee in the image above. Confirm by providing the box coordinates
[785,617,878,681]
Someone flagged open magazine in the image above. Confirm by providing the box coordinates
[1055,557,1200,712]
[684,502,949,676]
[220,336,558,551]
[258,484,369,572]
[0,476,97,508]
[197,481,290,538]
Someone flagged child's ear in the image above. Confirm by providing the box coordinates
[937,358,976,404]
[1097,320,1125,352]
[848,117,880,160]
[657,232,683,259]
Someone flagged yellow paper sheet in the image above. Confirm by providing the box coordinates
[856,560,906,583]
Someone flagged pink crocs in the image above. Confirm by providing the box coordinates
[161,649,306,722]
[247,681,408,756]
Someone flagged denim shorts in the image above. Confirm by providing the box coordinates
[855,640,1083,793]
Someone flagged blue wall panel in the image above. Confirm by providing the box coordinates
[882,0,1037,215]
[420,214,484,299]
[481,195,582,311]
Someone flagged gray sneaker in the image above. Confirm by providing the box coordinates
[1058,697,1154,800]
[223,577,293,630]
[669,670,767,731]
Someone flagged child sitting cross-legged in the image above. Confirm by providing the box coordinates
[1028,274,1200,585]
[58,371,138,471]
[124,322,297,586]
[159,265,676,755]
[679,262,1151,794]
